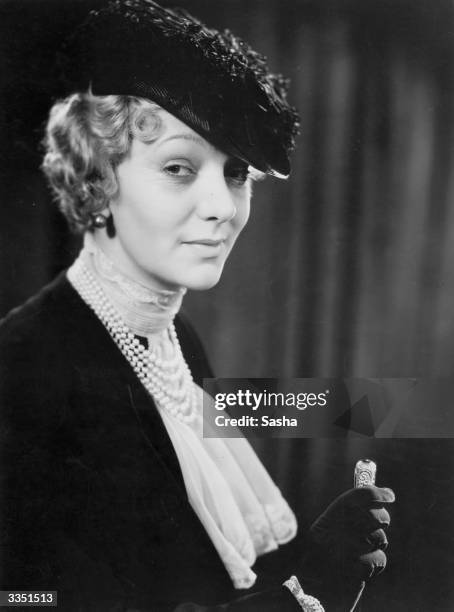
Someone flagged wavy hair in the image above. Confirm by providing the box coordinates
[42,92,163,232]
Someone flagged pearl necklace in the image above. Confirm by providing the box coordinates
[68,258,198,424]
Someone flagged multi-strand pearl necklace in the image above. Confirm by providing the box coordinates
[68,258,198,424]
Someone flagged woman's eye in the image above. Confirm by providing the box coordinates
[164,164,194,177]
[226,164,250,186]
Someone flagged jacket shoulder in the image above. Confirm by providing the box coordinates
[0,274,214,385]
[0,273,73,349]
[0,274,78,425]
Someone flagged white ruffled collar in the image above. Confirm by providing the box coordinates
[80,233,186,336]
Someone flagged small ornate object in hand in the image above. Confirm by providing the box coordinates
[354,458,377,488]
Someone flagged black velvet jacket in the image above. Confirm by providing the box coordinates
[0,274,298,611]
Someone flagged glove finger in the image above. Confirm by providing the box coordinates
[346,505,391,535]
[368,507,391,529]
[309,508,391,553]
[312,527,389,559]
[312,486,395,526]
[339,486,396,507]
[366,528,388,551]
[356,549,387,580]
[311,538,388,584]
[330,504,392,534]
[343,528,389,556]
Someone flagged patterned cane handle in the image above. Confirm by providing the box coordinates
[354,458,377,488]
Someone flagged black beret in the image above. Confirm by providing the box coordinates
[59,0,300,178]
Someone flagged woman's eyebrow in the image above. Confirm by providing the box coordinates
[157,133,207,148]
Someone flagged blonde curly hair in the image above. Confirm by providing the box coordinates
[42,91,163,232]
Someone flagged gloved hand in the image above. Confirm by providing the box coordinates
[299,486,395,610]
[310,485,395,580]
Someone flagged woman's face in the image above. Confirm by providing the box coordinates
[95,109,251,291]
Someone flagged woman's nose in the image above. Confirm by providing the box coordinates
[196,174,236,222]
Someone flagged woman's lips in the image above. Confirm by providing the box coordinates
[183,238,226,256]
[184,238,226,246]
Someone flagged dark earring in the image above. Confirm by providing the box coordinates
[106,214,116,238]
[91,213,109,229]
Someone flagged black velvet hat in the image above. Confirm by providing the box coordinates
[60,0,299,177]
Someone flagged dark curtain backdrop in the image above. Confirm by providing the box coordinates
[1,1,454,610]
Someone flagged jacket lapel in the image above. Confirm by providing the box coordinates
[56,275,187,493]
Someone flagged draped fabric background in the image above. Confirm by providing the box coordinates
[1,0,454,610]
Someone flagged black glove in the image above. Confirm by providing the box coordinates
[299,486,395,610]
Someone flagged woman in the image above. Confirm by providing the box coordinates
[0,1,395,610]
